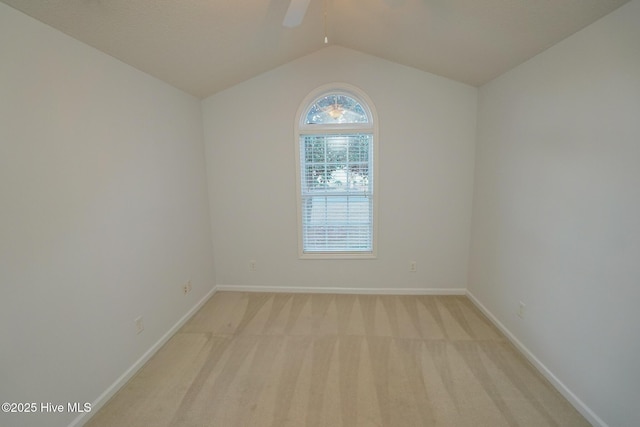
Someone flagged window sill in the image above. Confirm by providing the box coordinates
[299,252,377,260]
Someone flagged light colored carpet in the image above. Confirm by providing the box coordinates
[86,292,590,426]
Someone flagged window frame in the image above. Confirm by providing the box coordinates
[294,83,379,259]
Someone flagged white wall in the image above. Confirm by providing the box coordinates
[0,4,215,427]
[203,46,477,292]
[468,1,640,426]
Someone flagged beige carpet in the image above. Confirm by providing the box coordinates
[86,292,590,426]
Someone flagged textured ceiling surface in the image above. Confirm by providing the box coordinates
[1,0,630,98]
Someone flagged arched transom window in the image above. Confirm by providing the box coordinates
[295,84,378,258]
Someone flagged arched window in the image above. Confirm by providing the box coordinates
[295,84,378,258]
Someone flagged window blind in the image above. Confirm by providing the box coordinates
[300,133,373,253]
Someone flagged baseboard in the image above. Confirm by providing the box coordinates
[215,284,466,295]
[68,286,218,427]
[465,290,608,427]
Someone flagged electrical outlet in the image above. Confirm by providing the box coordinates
[409,261,417,272]
[134,316,144,334]
[183,280,192,295]
[517,302,526,318]
[250,260,257,271]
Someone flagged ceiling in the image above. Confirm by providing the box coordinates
[2,0,630,99]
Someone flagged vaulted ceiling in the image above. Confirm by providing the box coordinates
[1,0,629,98]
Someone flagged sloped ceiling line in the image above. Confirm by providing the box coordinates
[0,0,630,98]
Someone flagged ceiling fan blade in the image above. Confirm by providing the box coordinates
[282,0,311,28]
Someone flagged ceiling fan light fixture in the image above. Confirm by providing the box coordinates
[323,0,329,44]
[327,101,344,119]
